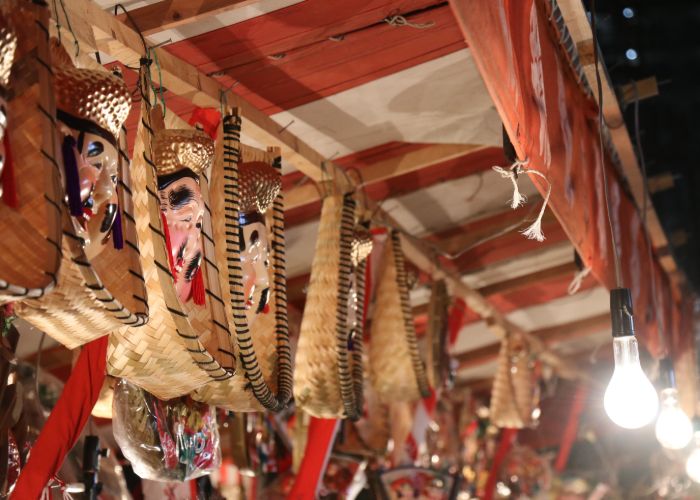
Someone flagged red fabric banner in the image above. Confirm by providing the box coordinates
[287,417,340,500]
[448,0,676,356]
[11,336,108,499]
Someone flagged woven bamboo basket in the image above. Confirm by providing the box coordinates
[293,191,369,419]
[425,279,450,390]
[369,231,430,402]
[0,3,62,304]
[106,87,233,399]
[489,332,539,428]
[191,111,292,412]
[17,118,149,348]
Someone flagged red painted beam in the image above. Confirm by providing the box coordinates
[448,0,676,354]
[164,0,465,113]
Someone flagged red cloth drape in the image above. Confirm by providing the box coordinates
[287,418,340,500]
[482,428,517,500]
[11,336,108,499]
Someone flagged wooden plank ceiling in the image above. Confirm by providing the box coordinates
[23,0,618,386]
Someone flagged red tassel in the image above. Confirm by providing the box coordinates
[159,211,178,281]
[1,134,18,208]
[191,266,206,306]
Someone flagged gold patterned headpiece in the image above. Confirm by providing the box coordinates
[152,129,215,176]
[0,13,17,89]
[239,161,281,214]
[53,62,131,141]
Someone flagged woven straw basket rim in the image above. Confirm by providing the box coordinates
[0,3,62,304]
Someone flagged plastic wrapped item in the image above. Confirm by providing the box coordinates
[112,379,221,482]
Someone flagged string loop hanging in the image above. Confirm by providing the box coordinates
[492,159,552,242]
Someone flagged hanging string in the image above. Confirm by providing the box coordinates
[492,158,530,209]
[568,266,592,295]
[492,159,552,242]
[384,13,435,30]
[147,47,166,117]
[53,0,80,57]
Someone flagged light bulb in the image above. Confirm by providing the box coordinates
[655,388,693,449]
[686,433,700,483]
[604,336,658,429]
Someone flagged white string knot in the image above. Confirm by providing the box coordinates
[567,266,592,295]
[384,14,436,29]
[492,158,552,242]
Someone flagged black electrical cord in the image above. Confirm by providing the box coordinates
[590,0,624,290]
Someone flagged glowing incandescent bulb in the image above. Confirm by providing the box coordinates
[655,359,693,449]
[686,429,700,483]
[603,289,658,429]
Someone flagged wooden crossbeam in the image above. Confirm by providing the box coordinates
[116,0,262,36]
[456,313,610,370]
[55,0,337,185]
[477,261,577,296]
[284,144,483,211]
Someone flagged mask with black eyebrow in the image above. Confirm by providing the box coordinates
[239,211,272,326]
[157,168,205,304]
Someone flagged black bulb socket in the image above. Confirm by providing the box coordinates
[610,288,635,338]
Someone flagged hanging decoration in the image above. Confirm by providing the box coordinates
[294,189,371,420]
[369,230,431,402]
[0,1,63,304]
[111,379,221,482]
[489,332,540,429]
[107,70,232,399]
[192,110,293,412]
[17,38,149,349]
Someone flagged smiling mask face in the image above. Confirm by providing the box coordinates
[240,216,271,326]
[152,127,214,305]
[58,123,121,258]
[237,161,281,327]
[53,55,131,257]
[158,170,205,304]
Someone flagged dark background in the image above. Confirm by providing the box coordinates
[586,0,700,291]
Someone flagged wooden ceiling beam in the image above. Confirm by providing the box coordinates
[456,312,610,371]
[284,144,483,211]
[116,0,262,36]
[54,0,338,185]
[477,261,577,297]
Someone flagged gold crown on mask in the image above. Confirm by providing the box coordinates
[53,62,131,140]
[0,14,17,88]
[152,129,215,176]
[239,161,281,214]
